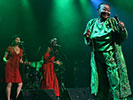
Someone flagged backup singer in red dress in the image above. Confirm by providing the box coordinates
[3,35,28,100]
[41,38,61,100]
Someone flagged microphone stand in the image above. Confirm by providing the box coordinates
[30,45,42,89]
[55,46,67,93]
[33,46,42,89]
[20,43,29,89]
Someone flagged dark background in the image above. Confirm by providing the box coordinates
[0,0,132,91]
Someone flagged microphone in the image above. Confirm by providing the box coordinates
[55,44,61,47]
[114,15,124,31]
[18,41,24,44]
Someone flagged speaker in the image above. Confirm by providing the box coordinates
[67,88,91,100]
[20,89,56,100]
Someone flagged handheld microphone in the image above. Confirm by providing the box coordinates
[18,41,24,44]
[56,44,61,47]
[114,15,124,31]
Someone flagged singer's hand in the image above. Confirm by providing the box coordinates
[85,30,91,38]
[24,61,31,65]
[55,60,63,66]
[119,21,125,28]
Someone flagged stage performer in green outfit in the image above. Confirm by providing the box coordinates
[83,3,131,100]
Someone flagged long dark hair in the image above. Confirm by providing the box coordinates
[11,35,20,46]
[49,38,57,48]
[49,38,58,56]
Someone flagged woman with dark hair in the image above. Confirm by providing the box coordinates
[41,38,62,100]
[83,3,131,100]
[3,35,29,100]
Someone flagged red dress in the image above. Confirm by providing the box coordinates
[5,46,23,83]
[41,51,60,97]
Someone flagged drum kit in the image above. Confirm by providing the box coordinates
[23,60,65,91]
[23,61,43,89]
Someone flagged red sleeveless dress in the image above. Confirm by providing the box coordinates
[41,51,60,96]
[5,46,23,83]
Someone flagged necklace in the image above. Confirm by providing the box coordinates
[13,46,20,54]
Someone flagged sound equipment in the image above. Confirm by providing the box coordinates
[18,89,56,100]
[66,88,91,100]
